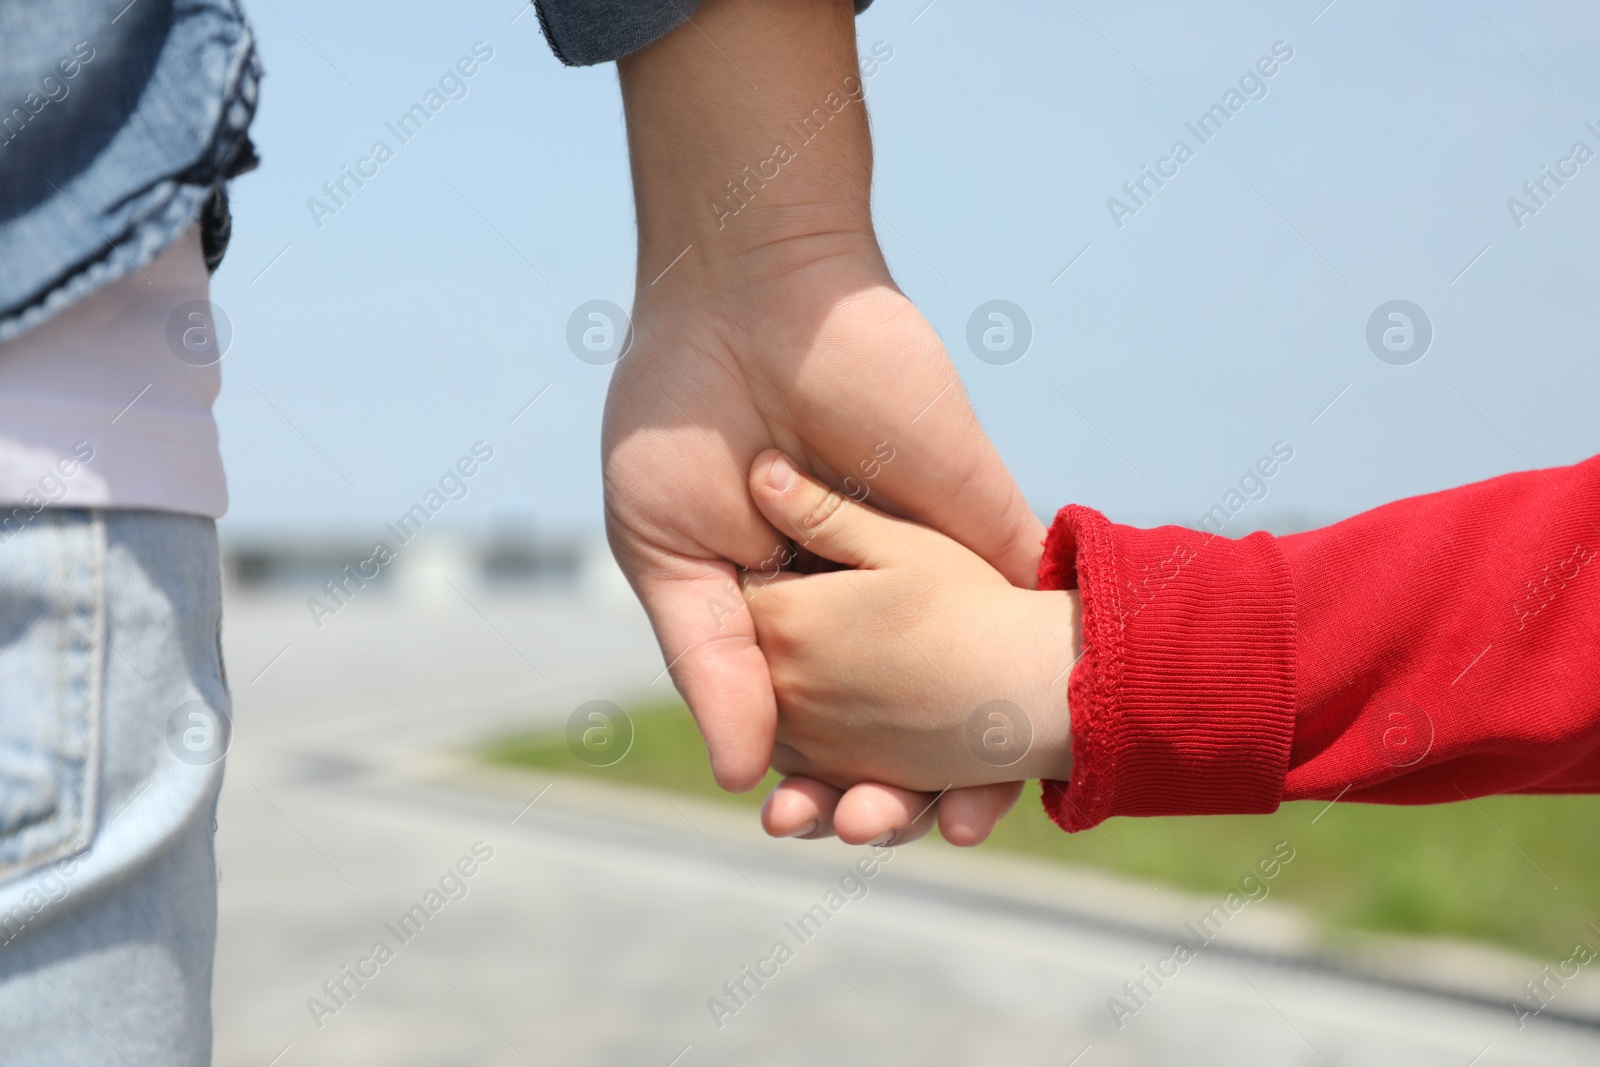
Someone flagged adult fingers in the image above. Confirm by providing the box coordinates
[627,555,777,792]
[889,407,1049,590]
[760,776,842,839]
[831,782,944,846]
[936,781,1025,846]
[832,782,1022,846]
[790,302,1048,588]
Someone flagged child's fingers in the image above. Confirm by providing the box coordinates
[832,782,943,846]
[833,781,1023,846]
[936,781,1025,846]
[760,776,842,839]
[747,449,912,569]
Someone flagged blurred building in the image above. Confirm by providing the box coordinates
[222,526,632,604]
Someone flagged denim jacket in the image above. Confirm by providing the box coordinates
[0,0,261,344]
[534,0,874,67]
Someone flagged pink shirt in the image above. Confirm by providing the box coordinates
[0,227,226,519]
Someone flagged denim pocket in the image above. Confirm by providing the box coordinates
[0,512,103,884]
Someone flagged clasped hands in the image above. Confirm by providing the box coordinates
[743,447,1080,839]
[603,247,1079,848]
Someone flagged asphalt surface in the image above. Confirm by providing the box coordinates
[212,582,1600,1066]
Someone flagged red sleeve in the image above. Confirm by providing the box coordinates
[1038,453,1600,832]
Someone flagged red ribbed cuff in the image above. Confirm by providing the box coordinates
[1038,506,1297,831]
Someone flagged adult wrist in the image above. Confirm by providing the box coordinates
[619,0,880,292]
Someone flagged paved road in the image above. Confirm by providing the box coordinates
[213,585,1600,1066]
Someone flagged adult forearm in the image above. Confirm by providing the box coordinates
[618,0,880,289]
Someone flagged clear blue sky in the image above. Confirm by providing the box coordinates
[214,0,1600,540]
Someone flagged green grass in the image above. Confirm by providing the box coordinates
[482,697,781,809]
[484,698,1600,959]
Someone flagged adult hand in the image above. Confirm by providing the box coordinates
[606,0,1046,843]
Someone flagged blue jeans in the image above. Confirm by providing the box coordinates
[0,510,226,1065]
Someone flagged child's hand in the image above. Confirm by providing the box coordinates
[743,451,1079,799]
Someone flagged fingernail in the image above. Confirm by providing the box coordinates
[766,453,797,492]
[867,831,897,848]
[783,819,820,839]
